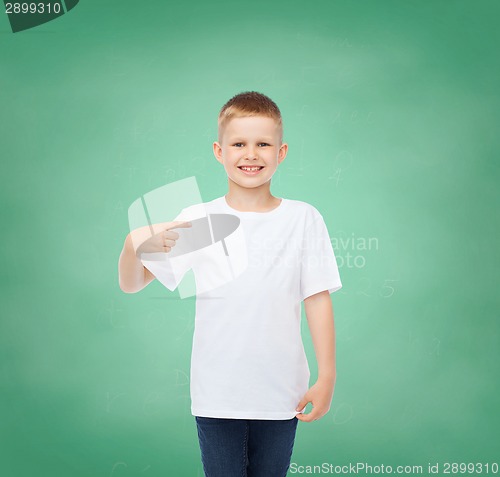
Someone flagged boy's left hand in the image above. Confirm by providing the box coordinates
[295,378,334,422]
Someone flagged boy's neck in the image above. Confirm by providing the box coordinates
[224,186,281,213]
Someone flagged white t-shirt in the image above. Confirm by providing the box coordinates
[140,195,342,420]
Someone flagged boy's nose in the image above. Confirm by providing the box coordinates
[245,148,258,159]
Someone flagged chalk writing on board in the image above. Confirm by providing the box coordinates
[328,149,353,185]
[332,402,354,425]
[174,368,189,387]
[105,391,127,413]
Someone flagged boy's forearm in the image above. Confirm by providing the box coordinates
[118,234,149,293]
[304,291,336,382]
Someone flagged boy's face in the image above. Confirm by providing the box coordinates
[213,115,288,191]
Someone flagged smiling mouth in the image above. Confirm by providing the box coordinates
[238,166,264,171]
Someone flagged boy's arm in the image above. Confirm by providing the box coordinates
[305,290,336,381]
[295,290,336,422]
[118,233,156,293]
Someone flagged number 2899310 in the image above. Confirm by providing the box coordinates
[5,2,62,14]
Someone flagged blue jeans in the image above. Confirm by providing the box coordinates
[195,416,299,477]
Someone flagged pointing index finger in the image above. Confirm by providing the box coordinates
[166,221,192,231]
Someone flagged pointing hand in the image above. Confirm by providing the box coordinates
[130,221,192,258]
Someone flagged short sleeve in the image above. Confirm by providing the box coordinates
[140,208,193,292]
[300,215,342,301]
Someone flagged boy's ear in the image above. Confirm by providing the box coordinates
[213,141,223,164]
[278,142,288,162]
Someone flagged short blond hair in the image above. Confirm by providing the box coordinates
[218,91,283,144]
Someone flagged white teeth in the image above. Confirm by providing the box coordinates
[240,167,262,171]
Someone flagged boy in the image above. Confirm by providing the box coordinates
[118,91,342,476]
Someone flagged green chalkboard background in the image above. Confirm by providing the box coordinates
[1,1,499,476]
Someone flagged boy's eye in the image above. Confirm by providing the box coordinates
[233,143,270,147]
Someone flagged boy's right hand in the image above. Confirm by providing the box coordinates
[131,221,192,258]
